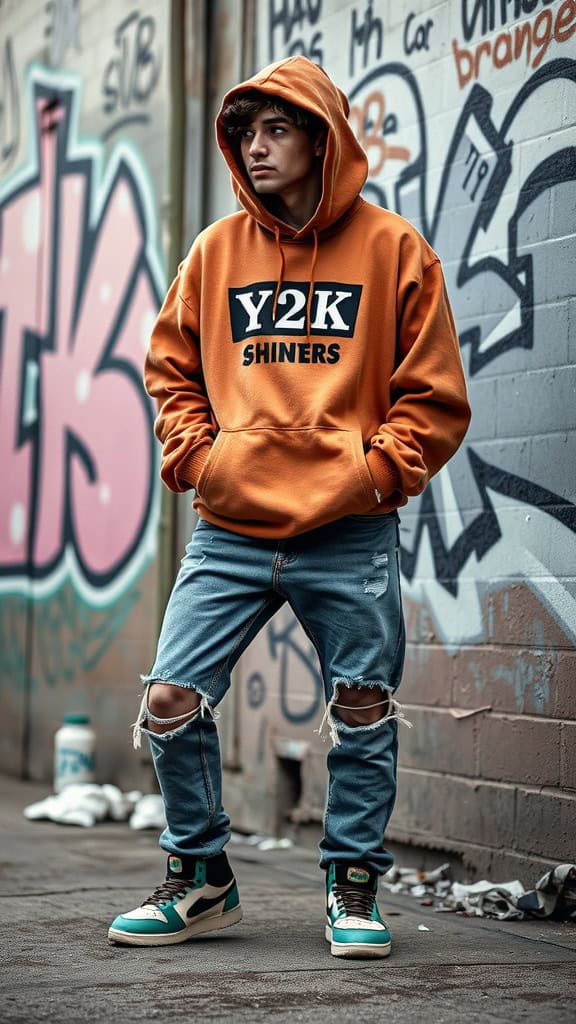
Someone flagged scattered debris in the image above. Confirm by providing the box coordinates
[230,831,294,852]
[256,837,294,851]
[382,862,576,921]
[517,864,576,920]
[127,794,166,830]
[23,784,165,829]
[23,792,293,848]
[23,788,575,920]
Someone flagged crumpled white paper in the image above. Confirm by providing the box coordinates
[23,784,166,830]
[448,879,526,920]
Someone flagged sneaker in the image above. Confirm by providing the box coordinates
[108,851,242,946]
[325,862,392,958]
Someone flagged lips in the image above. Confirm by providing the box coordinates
[250,164,274,174]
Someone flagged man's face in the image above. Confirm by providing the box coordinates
[240,108,323,206]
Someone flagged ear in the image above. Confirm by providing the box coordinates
[314,131,326,157]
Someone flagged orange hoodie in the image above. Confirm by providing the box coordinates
[144,56,471,538]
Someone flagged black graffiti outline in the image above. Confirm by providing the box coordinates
[101,10,161,141]
[267,615,323,724]
[246,671,266,709]
[459,0,558,44]
[349,0,384,78]
[403,11,434,56]
[268,0,324,62]
[349,57,576,593]
[400,448,576,592]
[0,79,162,590]
[350,58,575,373]
[456,59,576,373]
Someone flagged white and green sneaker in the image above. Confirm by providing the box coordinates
[108,852,242,946]
[325,862,392,959]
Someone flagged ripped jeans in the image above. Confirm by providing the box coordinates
[136,512,406,875]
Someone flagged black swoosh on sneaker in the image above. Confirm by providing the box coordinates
[187,883,234,919]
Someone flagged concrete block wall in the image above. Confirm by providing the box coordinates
[222,0,576,880]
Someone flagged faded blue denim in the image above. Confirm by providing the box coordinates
[138,512,406,874]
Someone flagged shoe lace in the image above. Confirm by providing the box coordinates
[334,884,375,919]
[142,878,192,907]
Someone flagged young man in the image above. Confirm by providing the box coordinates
[108,56,470,957]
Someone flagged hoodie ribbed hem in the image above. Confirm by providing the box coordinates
[177,443,213,490]
[366,447,402,502]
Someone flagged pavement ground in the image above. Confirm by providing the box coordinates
[1,775,575,1023]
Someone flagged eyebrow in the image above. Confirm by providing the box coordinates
[255,115,293,126]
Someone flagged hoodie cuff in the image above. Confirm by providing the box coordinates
[177,443,213,490]
[366,447,402,501]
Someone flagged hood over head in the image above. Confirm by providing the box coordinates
[216,56,368,239]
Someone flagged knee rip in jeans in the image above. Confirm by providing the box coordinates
[317,679,412,746]
[132,680,214,749]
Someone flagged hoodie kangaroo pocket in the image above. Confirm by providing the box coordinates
[195,427,379,533]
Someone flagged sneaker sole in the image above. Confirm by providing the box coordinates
[108,904,243,947]
[325,924,391,959]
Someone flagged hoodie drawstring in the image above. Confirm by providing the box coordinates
[307,228,319,340]
[273,225,319,341]
[272,225,286,321]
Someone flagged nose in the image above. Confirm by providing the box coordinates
[249,131,267,157]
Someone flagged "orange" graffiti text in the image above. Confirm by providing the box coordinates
[452,0,575,88]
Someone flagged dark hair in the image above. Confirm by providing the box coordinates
[221,89,324,141]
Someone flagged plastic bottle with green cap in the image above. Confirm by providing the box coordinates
[54,713,96,792]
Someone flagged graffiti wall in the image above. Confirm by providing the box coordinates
[226,0,576,876]
[0,0,167,783]
[2,0,573,874]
